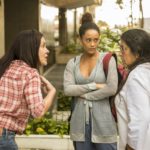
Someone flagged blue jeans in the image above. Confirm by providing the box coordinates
[0,128,18,150]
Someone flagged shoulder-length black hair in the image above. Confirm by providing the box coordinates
[0,29,43,78]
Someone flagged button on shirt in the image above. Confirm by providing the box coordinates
[0,60,44,133]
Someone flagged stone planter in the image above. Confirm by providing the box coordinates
[16,134,74,150]
[55,46,78,64]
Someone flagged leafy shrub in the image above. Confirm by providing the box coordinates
[57,91,72,111]
[24,112,69,137]
[98,28,121,52]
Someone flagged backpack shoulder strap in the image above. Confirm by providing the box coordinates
[103,52,112,77]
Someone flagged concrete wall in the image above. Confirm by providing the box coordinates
[4,0,39,51]
[0,0,4,57]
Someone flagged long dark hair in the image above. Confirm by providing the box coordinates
[0,29,43,78]
[79,12,100,38]
[117,28,150,93]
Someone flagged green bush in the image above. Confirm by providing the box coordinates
[98,28,121,52]
[24,91,72,136]
[24,112,69,137]
[57,91,72,111]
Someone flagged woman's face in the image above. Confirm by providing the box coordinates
[80,29,99,55]
[120,40,139,66]
[38,37,49,66]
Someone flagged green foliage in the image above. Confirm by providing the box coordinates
[98,28,121,52]
[24,91,72,136]
[24,112,69,137]
[57,91,72,111]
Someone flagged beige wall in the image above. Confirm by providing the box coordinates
[0,0,4,57]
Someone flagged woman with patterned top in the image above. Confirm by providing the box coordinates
[63,13,118,150]
[0,29,56,150]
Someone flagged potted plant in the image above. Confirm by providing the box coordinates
[15,112,74,150]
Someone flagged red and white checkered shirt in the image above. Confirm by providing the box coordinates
[0,60,44,133]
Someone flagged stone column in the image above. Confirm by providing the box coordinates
[59,8,68,47]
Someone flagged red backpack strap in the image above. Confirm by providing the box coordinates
[103,52,112,77]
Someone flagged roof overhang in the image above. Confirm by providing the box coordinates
[42,0,102,9]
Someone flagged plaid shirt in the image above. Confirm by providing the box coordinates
[0,60,44,133]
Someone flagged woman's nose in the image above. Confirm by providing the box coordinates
[91,41,95,46]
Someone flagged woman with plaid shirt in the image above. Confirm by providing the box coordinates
[0,29,56,149]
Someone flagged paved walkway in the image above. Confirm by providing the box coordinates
[44,64,66,92]
[43,64,66,111]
